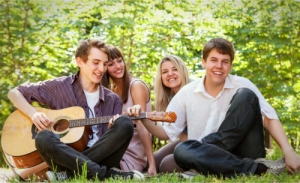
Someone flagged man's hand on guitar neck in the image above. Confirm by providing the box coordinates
[31,111,53,131]
[108,114,121,129]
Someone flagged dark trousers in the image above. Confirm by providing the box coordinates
[35,116,133,180]
[174,88,266,178]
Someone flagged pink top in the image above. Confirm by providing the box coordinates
[120,79,152,171]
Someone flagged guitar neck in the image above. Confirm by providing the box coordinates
[69,113,147,128]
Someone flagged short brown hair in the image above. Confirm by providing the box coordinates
[75,39,110,62]
[202,38,235,62]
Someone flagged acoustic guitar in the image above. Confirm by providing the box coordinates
[1,106,176,169]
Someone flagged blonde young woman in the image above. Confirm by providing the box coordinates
[101,46,157,176]
[154,55,191,173]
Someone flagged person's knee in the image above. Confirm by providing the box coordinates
[174,142,186,161]
[113,116,134,135]
[233,88,258,104]
[35,130,53,150]
[174,140,197,163]
[237,88,256,99]
[159,154,181,173]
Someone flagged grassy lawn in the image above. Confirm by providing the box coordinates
[6,143,300,183]
[21,171,299,183]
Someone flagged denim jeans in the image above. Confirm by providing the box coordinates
[174,88,266,178]
[35,116,133,180]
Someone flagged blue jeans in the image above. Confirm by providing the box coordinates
[35,116,133,180]
[174,88,266,178]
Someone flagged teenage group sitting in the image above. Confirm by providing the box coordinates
[7,37,300,181]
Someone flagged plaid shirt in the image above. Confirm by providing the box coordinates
[17,71,123,137]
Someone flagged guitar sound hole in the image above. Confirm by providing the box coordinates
[53,119,70,132]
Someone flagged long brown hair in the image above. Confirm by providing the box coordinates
[101,45,131,103]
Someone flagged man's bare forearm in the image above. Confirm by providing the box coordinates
[8,88,37,118]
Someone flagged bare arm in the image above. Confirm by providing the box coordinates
[127,104,169,140]
[131,81,157,176]
[8,88,38,118]
[179,132,188,142]
[264,116,300,174]
[7,88,52,130]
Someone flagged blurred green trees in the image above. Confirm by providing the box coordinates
[1,0,300,166]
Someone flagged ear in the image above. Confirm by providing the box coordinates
[201,59,206,69]
[76,57,83,68]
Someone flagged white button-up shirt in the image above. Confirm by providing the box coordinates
[163,74,278,142]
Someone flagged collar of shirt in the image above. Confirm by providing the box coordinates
[193,75,235,98]
[70,71,105,103]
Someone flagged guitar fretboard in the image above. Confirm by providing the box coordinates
[69,113,147,127]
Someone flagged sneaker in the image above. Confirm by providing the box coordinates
[45,171,68,182]
[178,169,199,180]
[255,158,286,175]
[106,167,145,180]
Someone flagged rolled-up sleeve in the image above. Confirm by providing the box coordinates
[17,79,58,107]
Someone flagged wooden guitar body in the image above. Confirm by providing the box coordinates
[1,106,89,169]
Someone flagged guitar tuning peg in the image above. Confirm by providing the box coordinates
[168,123,171,126]
[162,122,164,126]
[155,122,157,126]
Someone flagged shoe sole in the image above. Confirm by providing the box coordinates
[177,170,199,180]
[255,158,285,168]
[45,171,55,182]
[255,158,286,175]
[131,170,145,180]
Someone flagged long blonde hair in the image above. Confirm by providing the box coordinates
[154,55,189,111]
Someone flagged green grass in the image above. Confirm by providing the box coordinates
[5,143,300,183]
[12,171,299,183]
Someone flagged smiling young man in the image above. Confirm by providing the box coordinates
[7,39,144,181]
[127,38,300,178]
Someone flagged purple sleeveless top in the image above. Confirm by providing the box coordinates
[120,79,152,171]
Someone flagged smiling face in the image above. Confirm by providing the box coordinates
[76,47,109,90]
[202,48,232,89]
[106,57,125,79]
[161,60,182,93]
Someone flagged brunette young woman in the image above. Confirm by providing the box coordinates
[102,46,157,176]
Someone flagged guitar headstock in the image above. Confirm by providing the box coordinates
[147,111,177,123]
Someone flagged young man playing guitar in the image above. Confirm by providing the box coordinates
[7,39,144,181]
